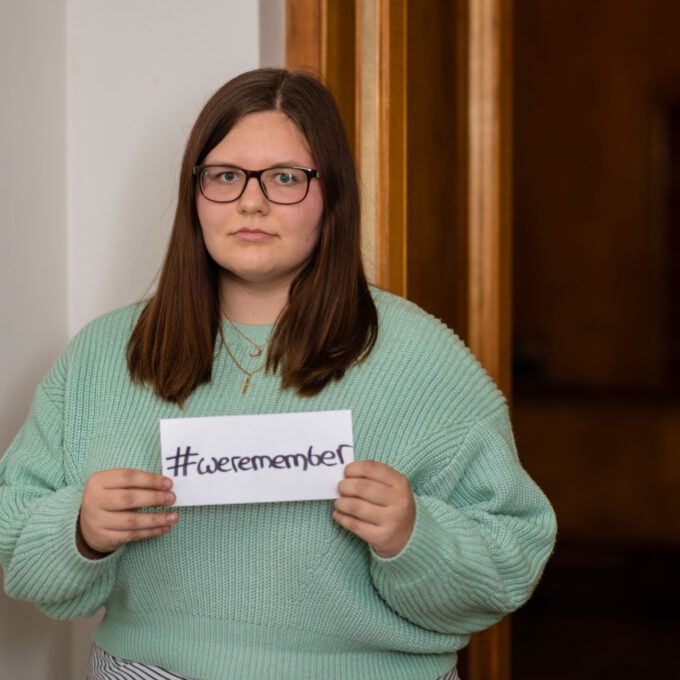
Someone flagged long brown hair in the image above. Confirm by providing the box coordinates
[127,68,378,404]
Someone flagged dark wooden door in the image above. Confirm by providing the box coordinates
[287,2,513,677]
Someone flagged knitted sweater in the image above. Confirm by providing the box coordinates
[0,289,556,680]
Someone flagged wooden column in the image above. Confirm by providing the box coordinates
[466,0,513,396]
[374,0,408,295]
[287,1,514,677]
[355,0,407,292]
[286,0,322,73]
[463,0,513,676]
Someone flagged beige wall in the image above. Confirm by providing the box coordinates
[0,1,70,676]
[0,1,283,677]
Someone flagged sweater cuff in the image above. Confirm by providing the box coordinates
[11,485,123,603]
[369,494,452,589]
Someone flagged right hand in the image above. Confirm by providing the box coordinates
[78,468,178,558]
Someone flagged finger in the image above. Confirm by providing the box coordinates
[100,488,176,512]
[333,509,413,558]
[96,524,174,552]
[343,460,406,485]
[98,468,173,491]
[332,510,386,545]
[337,478,392,506]
[125,525,175,543]
[98,510,179,533]
[333,496,384,525]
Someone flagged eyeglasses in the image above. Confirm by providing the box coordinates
[193,164,321,205]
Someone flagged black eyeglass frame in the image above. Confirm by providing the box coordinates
[192,164,321,205]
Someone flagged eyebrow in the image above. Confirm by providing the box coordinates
[205,160,312,168]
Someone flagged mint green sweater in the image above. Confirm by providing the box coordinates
[0,289,555,680]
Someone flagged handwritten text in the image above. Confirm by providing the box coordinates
[165,444,352,478]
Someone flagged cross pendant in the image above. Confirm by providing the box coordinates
[241,375,253,395]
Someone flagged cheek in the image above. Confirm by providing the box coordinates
[300,194,324,245]
[196,200,235,253]
[195,203,225,265]
[196,198,216,235]
[299,215,322,255]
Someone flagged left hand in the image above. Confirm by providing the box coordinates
[333,460,416,558]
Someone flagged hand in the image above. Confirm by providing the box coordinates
[333,460,416,558]
[78,468,177,558]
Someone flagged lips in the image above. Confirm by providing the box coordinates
[235,228,271,235]
[232,228,276,242]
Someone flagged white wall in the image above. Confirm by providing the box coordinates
[0,1,70,677]
[260,0,285,68]
[67,0,263,335]
[0,1,69,452]
[1,1,283,678]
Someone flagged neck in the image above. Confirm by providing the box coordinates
[219,275,290,325]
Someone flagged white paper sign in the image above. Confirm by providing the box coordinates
[159,410,353,506]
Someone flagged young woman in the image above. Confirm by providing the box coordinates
[0,68,556,680]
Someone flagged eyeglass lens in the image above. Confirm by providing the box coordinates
[199,166,311,204]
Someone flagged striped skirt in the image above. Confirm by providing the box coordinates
[88,644,462,679]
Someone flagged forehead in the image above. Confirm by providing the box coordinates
[204,111,315,167]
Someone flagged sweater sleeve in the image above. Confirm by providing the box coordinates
[368,406,556,635]
[0,377,124,620]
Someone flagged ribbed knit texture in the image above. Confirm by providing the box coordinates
[0,289,556,680]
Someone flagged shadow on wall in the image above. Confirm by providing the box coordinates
[0,593,71,680]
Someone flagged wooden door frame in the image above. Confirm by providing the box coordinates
[286,1,513,678]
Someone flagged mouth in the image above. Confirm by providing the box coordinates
[232,228,276,241]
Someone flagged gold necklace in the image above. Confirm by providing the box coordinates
[219,328,266,395]
[223,315,268,358]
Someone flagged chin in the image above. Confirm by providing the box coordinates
[223,267,294,287]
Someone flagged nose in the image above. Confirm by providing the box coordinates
[237,176,269,213]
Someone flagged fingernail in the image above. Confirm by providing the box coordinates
[166,493,176,505]
[162,478,172,489]
[167,512,178,524]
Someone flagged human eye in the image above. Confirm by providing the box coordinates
[210,167,242,184]
[271,168,303,185]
